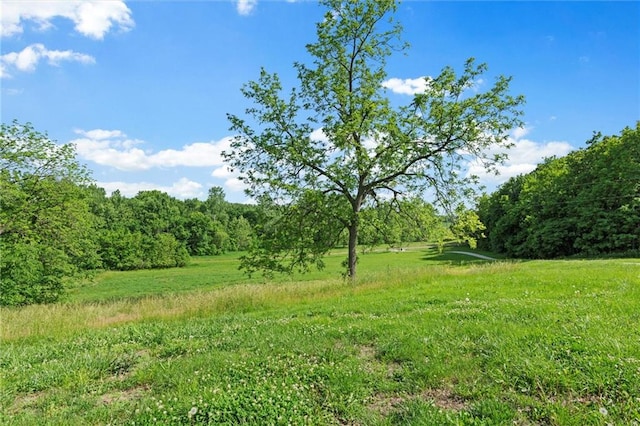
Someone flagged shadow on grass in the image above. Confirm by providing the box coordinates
[419,243,503,266]
[422,251,493,266]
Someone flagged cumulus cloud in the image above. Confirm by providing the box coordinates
[309,127,329,143]
[382,76,430,95]
[211,166,248,193]
[237,0,258,15]
[71,129,233,171]
[466,126,574,187]
[0,64,11,79]
[97,177,205,199]
[1,0,134,39]
[77,129,126,140]
[383,75,484,96]
[211,166,234,178]
[1,43,95,77]
[224,177,247,193]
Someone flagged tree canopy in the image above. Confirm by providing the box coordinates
[478,122,640,258]
[224,0,525,278]
[1,121,95,305]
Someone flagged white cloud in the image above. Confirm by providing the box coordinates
[0,43,95,77]
[97,177,205,199]
[77,129,126,140]
[71,129,233,171]
[211,166,234,178]
[224,177,247,193]
[511,126,531,140]
[382,76,430,95]
[466,128,573,187]
[237,0,258,16]
[310,127,329,143]
[0,64,11,79]
[1,0,133,39]
[211,166,248,193]
[383,75,484,96]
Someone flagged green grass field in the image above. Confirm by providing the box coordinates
[1,248,639,425]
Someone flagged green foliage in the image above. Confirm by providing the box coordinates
[359,198,447,249]
[145,233,190,269]
[239,191,350,277]
[88,186,259,270]
[479,123,640,258]
[0,121,95,305]
[0,241,66,306]
[225,0,524,278]
[450,205,486,249]
[98,229,145,270]
[228,215,255,251]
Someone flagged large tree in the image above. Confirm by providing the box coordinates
[0,121,96,305]
[224,0,524,279]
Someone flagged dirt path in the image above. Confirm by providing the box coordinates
[447,251,497,261]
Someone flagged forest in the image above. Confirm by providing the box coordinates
[478,122,639,258]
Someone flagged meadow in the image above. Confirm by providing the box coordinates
[1,247,639,425]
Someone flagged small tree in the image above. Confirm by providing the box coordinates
[224,0,524,279]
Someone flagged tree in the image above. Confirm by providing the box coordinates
[450,205,486,249]
[0,121,95,305]
[224,0,524,279]
[95,190,191,269]
[478,122,640,258]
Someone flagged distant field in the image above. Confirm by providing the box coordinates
[63,244,487,304]
[1,249,638,425]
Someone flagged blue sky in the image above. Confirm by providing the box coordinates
[2,0,639,203]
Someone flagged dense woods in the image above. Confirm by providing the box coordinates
[477,123,640,258]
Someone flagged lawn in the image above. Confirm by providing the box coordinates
[1,248,638,425]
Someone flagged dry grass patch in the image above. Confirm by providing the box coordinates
[98,385,149,406]
[1,278,348,341]
[7,390,48,414]
[420,387,468,411]
[367,387,467,419]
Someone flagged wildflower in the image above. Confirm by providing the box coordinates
[188,406,198,418]
[599,406,608,416]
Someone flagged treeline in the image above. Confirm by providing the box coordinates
[85,186,258,270]
[2,121,462,306]
[478,123,640,258]
[0,121,259,306]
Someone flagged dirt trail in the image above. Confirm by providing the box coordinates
[447,251,497,261]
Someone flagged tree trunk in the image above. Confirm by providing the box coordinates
[346,193,364,280]
[347,220,358,281]
[347,218,358,280]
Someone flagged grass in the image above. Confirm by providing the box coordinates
[1,248,639,425]
[62,244,474,304]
